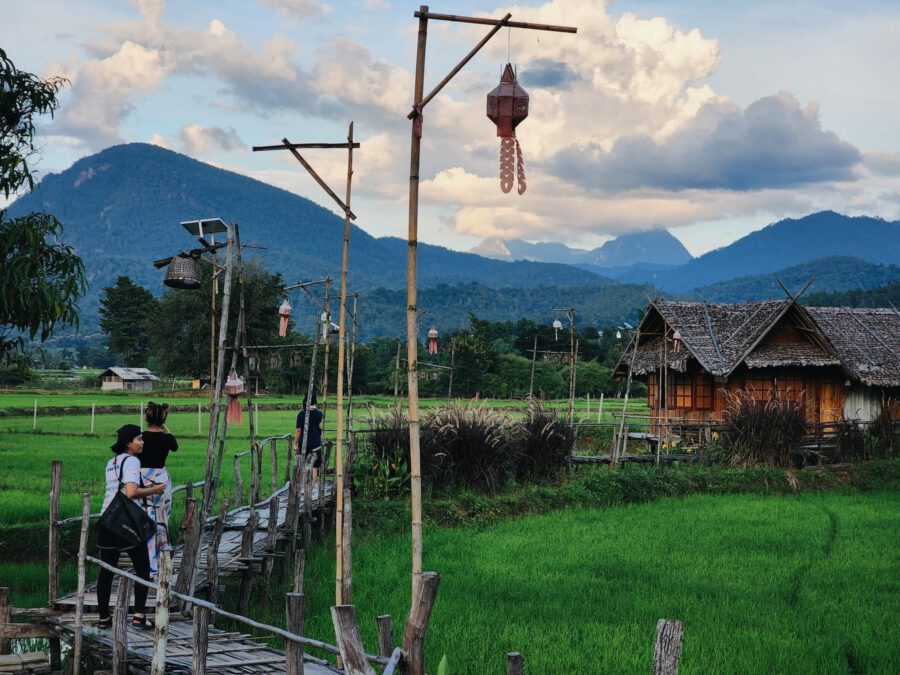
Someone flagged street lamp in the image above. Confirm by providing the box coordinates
[553,308,576,424]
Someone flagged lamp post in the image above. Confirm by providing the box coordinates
[554,308,576,424]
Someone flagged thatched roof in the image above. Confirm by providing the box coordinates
[619,299,900,388]
[623,300,792,377]
[806,307,900,387]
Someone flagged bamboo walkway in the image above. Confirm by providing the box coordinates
[47,481,339,673]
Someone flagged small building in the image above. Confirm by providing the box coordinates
[616,298,900,424]
[99,367,159,391]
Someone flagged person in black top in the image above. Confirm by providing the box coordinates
[140,401,178,577]
[294,393,325,483]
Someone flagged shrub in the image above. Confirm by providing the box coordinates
[716,390,806,467]
[514,399,574,479]
[423,402,519,492]
[870,398,899,459]
[354,407,411,499]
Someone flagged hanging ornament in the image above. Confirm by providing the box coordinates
[320,311,329,343]
[268,352,282,370]
[290,350,304,367]
[224,369,244,425]
[427,327,439,355]
[672,330,683,353]
[552,318,563,342]
[616,329,622,340]
[486,63,529,195]
[278,299,292,338]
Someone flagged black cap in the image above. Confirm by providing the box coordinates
[111,424,142,453]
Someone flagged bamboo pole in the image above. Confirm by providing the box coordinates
[259,497,280,601]
[233,454,244,508]
[613,327,641,468]
[341,482,352,604]
[150,550,173,675]
[334,121,354,608]
[237,508,259,615]
[206,499,229,608]
[405,2,429,599]
[72,492,90,675]
[529,334,537,398]
[32,399,37,431]
[448,340,455,398]
[48,460,62,606]
[91,403,95,434]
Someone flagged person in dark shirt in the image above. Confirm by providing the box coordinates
[140,401,178,577]
[294,393,325,483]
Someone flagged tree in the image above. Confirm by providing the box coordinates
[99,276,159,366]
[0,48,83,364]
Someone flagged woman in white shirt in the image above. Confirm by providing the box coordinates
[96,424,164,630]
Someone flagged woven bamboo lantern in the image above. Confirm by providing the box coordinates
[486,63,529,194]
[164,254,202,289]
[427,327,439,355]
[278,299,292,337]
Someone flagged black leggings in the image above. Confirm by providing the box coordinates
[96,545,151,619]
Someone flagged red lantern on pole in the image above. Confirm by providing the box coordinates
[427,327,439,355]
[278,299,292,337]
[486,63,529,195]
[225,369,244,425]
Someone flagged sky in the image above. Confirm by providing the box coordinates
[4,0,900,257]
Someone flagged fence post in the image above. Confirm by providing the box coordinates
[192,605,210,675]
[331,605,375,675]
[259,498,279,601]
[0,587,9,655]
[150,551,173,675]
[48,460,62,606]
[198,402,202,435]
[402,572,440,675]
[32,399,37,431]
[293,549,306,594]
[271,438,278,492]
[598,393,604,423]
[506,652,524,675]
[237,508,259,614]
[652,618,684,675]
[285,592,305,675]
[376,615,394,658]
[140,401,144,429]
[206,500,229,607]
[72,492,91,675]
[91,403,96,434]
[233,454,244,508]
[342,482,353,604]
[111,576,132,675]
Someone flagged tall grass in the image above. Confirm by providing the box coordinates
[717,390,806,467]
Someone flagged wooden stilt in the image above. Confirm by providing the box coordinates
[150,551,173,675]
[331,605,374,675]
[233,453,245,508]
[401,571,440,675]
[206,500,229,608]
[259,497,279,602]
[376,615,394,657]
[237,508,259,615]
[506,652,524,675]
[192,605,210,675]
[293,549,306,595]
[341,483,353,605]
[48,460,62,606]
[72,492,90,675]
[111,577,131,675]
[0,588,9,655]
[285,593,305,675]
[653,619,684,675]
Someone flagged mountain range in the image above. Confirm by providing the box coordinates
[5,142,900,339]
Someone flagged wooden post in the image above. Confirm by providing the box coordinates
[652,619,684,675]
[598,392,604,423]
[48,460,62,606]
[192,606,210,675]
[198,402,202,435]
[393,341,401,400]
[341,482,353,605]
[285,593,305,675]
[178,497,195,547]
[237,508,259,614]
[293,549,306,594]
[233,454,244,508]
[271,438,279,492]
[173,495,201,607]
[401,571,440,675]
[447,340,456,398]
[206,500,229,607]
[140,400,144,429]
[331,605,375,675]
[506,652,524,675]
[72,492,90,675]
[0,588,9,655]
[259,497,279,602]
[32,399,37,431]
[376,615,394,657]
[150,551,173,675]
[613,327,640,468]
[111,577,132,675]
[91,403,96,434]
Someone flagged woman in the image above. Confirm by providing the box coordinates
[140,401,178,577]
[97,424,164,630]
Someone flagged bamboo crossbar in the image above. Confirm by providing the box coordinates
[413,9,578,32]
[82,555,390,666]
[55,480,207,526]
[382,647,403,675]
[253,142,360,151]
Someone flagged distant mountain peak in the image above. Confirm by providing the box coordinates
[470,236,512,259]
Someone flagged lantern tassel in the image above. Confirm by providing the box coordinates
[500,137,516,193]
[226,395,243,425]
[516,138,527,195]
[279,315,289,337]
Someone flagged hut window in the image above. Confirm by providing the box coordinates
[746,374,772,401]
[648,373,659,408]
[775,376,804,403]
[669,372,692,409]
[694,374,713,410]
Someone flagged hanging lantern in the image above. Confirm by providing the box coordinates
[672,330,683,353]
[224,369,244,425]
[552,318,563,341]
[427,327,439,355]
[597,329,603,345]
[278,299,292,338]
[486,63,529,195]
[268,352,282,370]
[290,350,304,367]
[320,311,329,343]
[616,329,622,340]
[164,253,202,289]
[248,354,259,373]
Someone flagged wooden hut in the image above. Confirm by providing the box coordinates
[99,367,159,391]
[615,299,900,424]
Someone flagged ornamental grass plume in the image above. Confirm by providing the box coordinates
[719,389,806,467]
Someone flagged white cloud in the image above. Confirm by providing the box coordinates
[259,0,330,21]
[178,124,245,155]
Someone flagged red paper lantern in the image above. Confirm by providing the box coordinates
[427,327,439,355]
[486,63,529,194]
[278,299,292,337]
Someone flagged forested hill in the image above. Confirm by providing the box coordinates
[643,211,900,292]
[4,143,608,325]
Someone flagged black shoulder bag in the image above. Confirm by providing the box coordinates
[97,457,157,547]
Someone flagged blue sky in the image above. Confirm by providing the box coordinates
[4,0,900,256]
